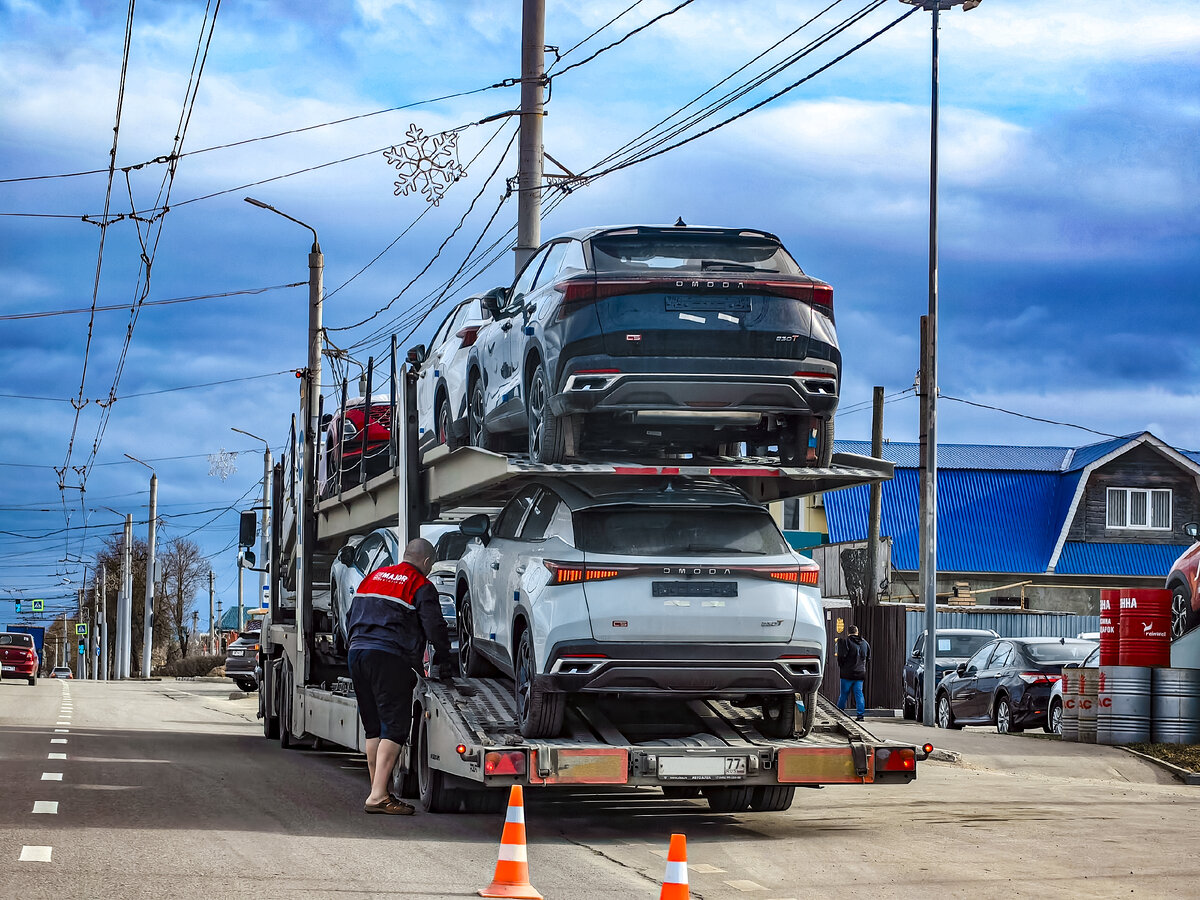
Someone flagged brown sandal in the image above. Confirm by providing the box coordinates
[364,796,415,815]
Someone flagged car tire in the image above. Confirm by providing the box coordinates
[817,417,835,467]
[262,671,279,740]
[902,695,916,721]
[1046,698,1063,735]
[28,675,37,686]
[750,785,796,812]
[393,721,421,800]
[703,786,754,813]
[457,589,492,678]
[936,693,961,730]
[995,696,1022,734]
[467,377,495,451]
[1171,585,1196,640]
[436,393,460,451]
[758,694,797,738]
[514,626,564,739]
[279,661,298,750]
[417,717,460,813]
[526,362,567,464]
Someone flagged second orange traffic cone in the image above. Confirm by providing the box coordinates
[659,833,690,900]
[479,785,543,900]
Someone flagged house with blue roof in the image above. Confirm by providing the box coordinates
[798,432,1200,614]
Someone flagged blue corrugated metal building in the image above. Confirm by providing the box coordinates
[825,431,1196,582]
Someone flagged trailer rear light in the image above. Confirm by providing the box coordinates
[455,743,467,756]
[875,747,916,772]
[484,750,526,777]
[1017,672,1060,684]
[455,325,481,348]
[543,561,633,585]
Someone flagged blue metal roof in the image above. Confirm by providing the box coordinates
[835,440,1071,471]
[824,469,1063,574]
[1062,434,1143,472]
[1055,542,1192,577]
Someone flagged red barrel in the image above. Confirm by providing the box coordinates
[1118,589,1172,668]
[1099,590,1120,666]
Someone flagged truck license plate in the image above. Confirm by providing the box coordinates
[658,756,747,779]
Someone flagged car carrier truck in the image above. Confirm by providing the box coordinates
[257,357,928,813]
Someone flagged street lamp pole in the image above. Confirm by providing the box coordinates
[902,0,981,726]
[126,454,157,678]
[232,427,272,616]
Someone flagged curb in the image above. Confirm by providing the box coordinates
[1119,747,1200,785]
[927,747,962,764]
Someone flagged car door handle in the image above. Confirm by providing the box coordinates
[524,304,536,316]
[491,562,501,570]
[500,321,513,332]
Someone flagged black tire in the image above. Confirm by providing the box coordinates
[468,377,494,451]
[514,626,564,739]
[703,786,754,813]
[750,785,796,812]
[28,676,37,686]
[436,392,460,451]
[1046,698,1063,735]
[758,695,797,739]
[817,417,834,467]
[462,789,508,814]
[279,662,297,750]
[936,693,961,730]
[660,786,701,800]
[235,678,256,693]
[262,672,279,740]
[526,362,567,464]
[457,589,491,678]
[995,696,1022,734]
[1171,585,1196,640]
[391,728,420,800]
[417,718,460,813]
[902,694,916,721]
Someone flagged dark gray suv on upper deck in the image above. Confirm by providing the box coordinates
[463,224,840,464]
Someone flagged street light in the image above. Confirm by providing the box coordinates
[125,453,157,679]
[231,427,272,622]
[901,0,983,726]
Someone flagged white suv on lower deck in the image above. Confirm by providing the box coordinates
[454,475,825,738]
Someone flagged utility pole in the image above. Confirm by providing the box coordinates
[121,512,133,678]
[232,428,272,616]
[76,589,84,679]
[216,600,223,651]
[237,553,245,634]
[191,610,199,655]
[208,570,215,654]
[100,565,108,681]
[515,0,546,275]
[126,454,157,679]
[865,387,884,606]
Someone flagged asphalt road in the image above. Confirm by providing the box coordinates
[3,678,1199,899]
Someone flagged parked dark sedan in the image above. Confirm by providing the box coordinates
[901,628,997,719]
[935,637,1096,734]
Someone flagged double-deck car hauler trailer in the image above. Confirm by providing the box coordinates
[258,366,926,813]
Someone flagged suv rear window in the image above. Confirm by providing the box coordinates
[0,633,33,647]
[589,232,803,276]
[1025,642,1095,664]
[574,507,790,557]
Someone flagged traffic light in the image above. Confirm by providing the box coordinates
[12,600,18,613]
[77,640,85,655]
[239,511,258,547]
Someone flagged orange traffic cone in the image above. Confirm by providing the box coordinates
[659,833,689,900]
[479,785,543,899]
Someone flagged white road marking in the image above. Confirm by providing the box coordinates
[725,881,766,891]
[56,721,70,726]
[54,729,68,733]
[51,738,67,744]
[41,773,63,781]
[48,753,67,760]
[692,864,727,873]
[32,801,58,814]
[19,846,52,862]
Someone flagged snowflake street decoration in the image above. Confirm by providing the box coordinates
[208,448,238,482]
[384,124,465,206]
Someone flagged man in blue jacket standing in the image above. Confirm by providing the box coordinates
[837,625,870,722]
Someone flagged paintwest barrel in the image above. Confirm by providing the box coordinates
[1152,668,1200,745]
[1118,589,1171,668]
[1077,667,1099,744]
[1099,590,1120,667]
[1096,666,1151,745]
[1060,668,1080,741]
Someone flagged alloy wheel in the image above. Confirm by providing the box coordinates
[996,699,1011,734]
[527,368,547,460]
[937,696,950,729]
[437,399,451,446]
[1172,590,1190,639]
[515,632,534,724]
[1050,702,1062,735]
[469,381,485,446]
[457,597,473,674]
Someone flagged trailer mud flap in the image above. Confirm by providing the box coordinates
[776,745,874,784]
[528,747,629,785]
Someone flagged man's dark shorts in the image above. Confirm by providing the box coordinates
[348,648,418,742]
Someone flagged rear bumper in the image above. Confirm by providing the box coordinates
[225,657,257,677]
[539,640,822,698]
[549,357,838,419]
[1,663,37,678]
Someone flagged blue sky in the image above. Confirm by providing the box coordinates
[2,0,1198,626]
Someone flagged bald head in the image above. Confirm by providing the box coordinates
[403,537,436,575]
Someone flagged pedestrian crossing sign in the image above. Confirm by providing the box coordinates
[76,623,88,635]
[32,599,43,612]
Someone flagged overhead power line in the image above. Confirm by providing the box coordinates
[0,282,302,321]
[550,0,696,77]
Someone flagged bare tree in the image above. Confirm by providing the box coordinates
[159,537,206,658]
[94,531,149,673]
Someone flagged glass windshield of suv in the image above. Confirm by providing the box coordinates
[574,507,791,557]
[935,634,994,658]
[590,233,803,276]
[1024,642,1096,664]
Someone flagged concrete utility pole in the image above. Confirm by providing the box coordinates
[123,512,133,678]
[865,387,885,606]
[76,589,84,679]
[216,600,223,651]
[515,0,546,275]
[100,565,108,681]
[208,570,215,654]
[232,428,272,615]
[191,610,199,654]
[126,455,157,678]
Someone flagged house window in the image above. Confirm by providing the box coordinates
[1106,487,1171,530]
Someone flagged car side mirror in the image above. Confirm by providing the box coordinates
[1186,522,1199,539]
[460,513,491,546]
[957,663,968,676]
[481,286,508,319]
[337,545,356,566]
[912,649,922,659]
[407,343,427,365]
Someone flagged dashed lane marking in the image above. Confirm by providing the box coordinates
[692,864,727,874]
[725,881,766,892]
[19,846,52,862]
[54,729,68,733]
[41,773,62,781]
[48,753,67,760]
[32,802,58,814]
[51,739,67,744]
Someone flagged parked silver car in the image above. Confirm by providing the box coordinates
[411,294,488,455]
[454,475,826,739]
